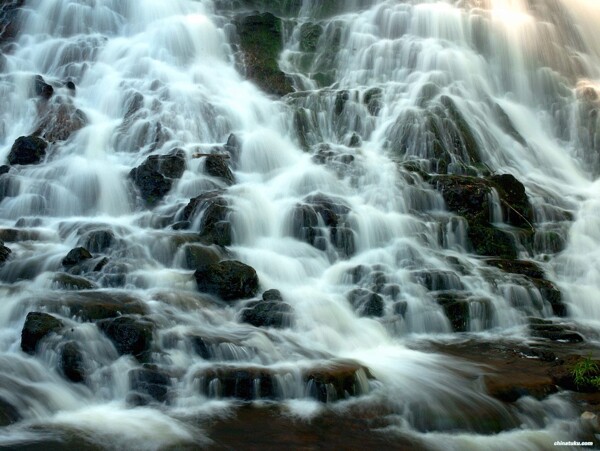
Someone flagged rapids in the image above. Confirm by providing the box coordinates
[0,0,599,449]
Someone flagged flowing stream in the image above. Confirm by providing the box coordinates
[0,0,600,449]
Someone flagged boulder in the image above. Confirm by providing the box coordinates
[130,149,186,206]
[21,312,63,354]
[0,240,10,266]
[181,244,222,270]
[59,341,85,383]
[129,366,170,403]
[37,291,147,321]
[97,316,154,361]
[0,397,20,427]
[204,154,234,184]
[52,273,97,290]
[7,136,48,165]
[240,289,294,328]
[347,289,384,318]
[34,97,87,142]
[33,75,53,99]
[81,228,115,253]
[182,190,231,246]
[194,260,259,301]
[62,247,92,267]
[236,12,293,96]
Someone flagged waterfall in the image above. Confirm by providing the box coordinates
[0,0,599,449]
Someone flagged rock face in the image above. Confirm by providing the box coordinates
[7,136,48,165]
[130,149,186,206]
[97,316,154,361]
[194,260,259,301]
[240,289,294,328]
[21,312,63,355]
[236,12,293,96]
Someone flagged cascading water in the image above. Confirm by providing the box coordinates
[0,0,599,449]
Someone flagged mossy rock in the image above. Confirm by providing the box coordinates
[299,22,322,53]
[236,12,293,96]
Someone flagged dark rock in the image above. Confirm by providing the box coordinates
[21,312,63,355]
[529,322,584,342]
[129,367,170,403]
[485,259,545,279]
[182,190,231,246]
[81,229,115,253]
[347,289,384,318]
[59,341,85,383]
[33,75,53,99]
[0,0,24,45]
[204,154,234,184]
[181,244,222,269]
[97,316,154,361]
[194,260,259,301]
[240,290,294,328]
[0,397,20,427]
[52,273,97,290]
[7,136,48,165]
[36,291,147,321]
[412,270,464,291]
[363,87,382,116]
[196,366,276,401]
[0,240,10,266]
[130,149,186,206]
[348,132,361,148]
[303,361,372,402]
[435,292,492,332]
[0,165,8,175]
[489,173,532,228]
[335,90,349,116]
[236,12,293,97]
[62,247,93,267]
[299,22,322,53]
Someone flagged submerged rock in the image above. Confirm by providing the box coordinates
[194,260,259,301]
[347,288,384,318]
[21,312,63,355]
[129,366,170,404]
[52,273,97,290]
[62,247,93,267]
[7,136,48,165]
[236,12,293,96]
[0,397,20,427]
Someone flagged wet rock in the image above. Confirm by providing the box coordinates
[435,292,492,332]
[240,289,294,328]
[39,291,147,321]
[236,12,293,97]
[299,22,322,53]
[62,247,93,267]
[129,149,186,206]
[304,361,372,402]
[529,321,584,343]
[363,87,382,116]
[488,173,532,228]
[347,288,384,318]
[0,397,20,427]
[34,98,87,143]
[194,260,259,301]
[182,190,231,246]
[81,229,115,253]
[52,273,97,290]
[129,366,170,403]
[0,240,10,266]
[0,165,8,175]
[196,366,276,401]
[204,154,234,184]
[97,316,154,361]
[335,90,349,116]
[7,136,48,165]
[181,243,222,270]
[21,312,63,355]
[411,270,464,291]
[33,75,53,99]
[484,372,557,403]
[59,341,85,383]
[0,0,24,45]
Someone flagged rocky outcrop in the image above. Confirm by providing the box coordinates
[97,315,154,361]
[21,312,63,355]
[194,260,259,301]
[240,289,294,328]
[236,12,293,97]
[7,136,48,165]
[130,149,186,206]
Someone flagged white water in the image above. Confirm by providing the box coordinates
[0,0,599,449]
